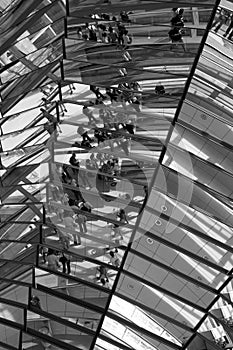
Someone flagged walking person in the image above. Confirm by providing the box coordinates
[96,265,109,286]
[111,223,123,243]
[59,253,71,274]
[117,208,129,224]
[77,126,93,148]
[58,230,71,250]
[121,30,132,61]
[109,250,120,268]
[90,85,105,99]
[168,27,186,51]
[63,210,81,245]
[211,8,228,33]
[223,13,233,40]
[40,108,62,133]
[74,213,87,234]
[170,8,185,28]
[83,105,98,125]
[108,26,118,43]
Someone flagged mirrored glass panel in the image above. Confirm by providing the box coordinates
[35,267,109,307]
[37,245,119,289]
[0,324,20,349]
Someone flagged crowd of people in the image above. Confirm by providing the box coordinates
[78,7,188,53]
[77,11,132,43]
[69,81,141,159]
[77,21,132,48]
[46,149,130,275]
[39,7,187,287]
[75,9,134,75]
[39,244,121,289]
[76,7,187,51]
[43,150,132,289]
[41,7,186,139]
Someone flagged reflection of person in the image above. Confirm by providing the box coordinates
[155,84,165,95]
[96,265,109,286]
[39,326,52,350]
[59,253,71,274]
[224,14,233,40]
[117,208,129,224]
[109,251,120,267]
[41,108,61,134]
[74,213,87,234]
[211,9,228,33]
[47,249,60,271]
[58,230,70,250]
[63,211,81,245]
[30,296,41,309]
[69,152,91,188]
[168,27,185,51]
[77,126,93,148]
[111,223,123,243]
[79,201,92,213]
[83,105,98,124]
[170,8,184,28]
[40,246,48,263]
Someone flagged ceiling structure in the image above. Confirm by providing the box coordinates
[1,0,233,349]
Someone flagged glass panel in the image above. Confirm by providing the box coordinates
[27,310,94,349]
[35,267,109,307]
[37,245,119,289]
[147,166,233,228]
[0,242,37,260]
[109,295,192,345]
[101,315,178,350]
[198,314,231,347]
[0,302,24,325]
[29,287,102,334]
[124,252,217,308]
[95,338,128,350]
[170,124,233,175]
[116,272,205,329]
[0,284,29,305]
[0,325,19,348]
[0,37,63,84]
[22,331,70,350]
[0,203,43,222]
[1,61,59,101]
[15,268,33,284]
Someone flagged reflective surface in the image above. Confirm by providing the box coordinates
[2,0,233,350]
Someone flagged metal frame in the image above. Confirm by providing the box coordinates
[1,1,233,350]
